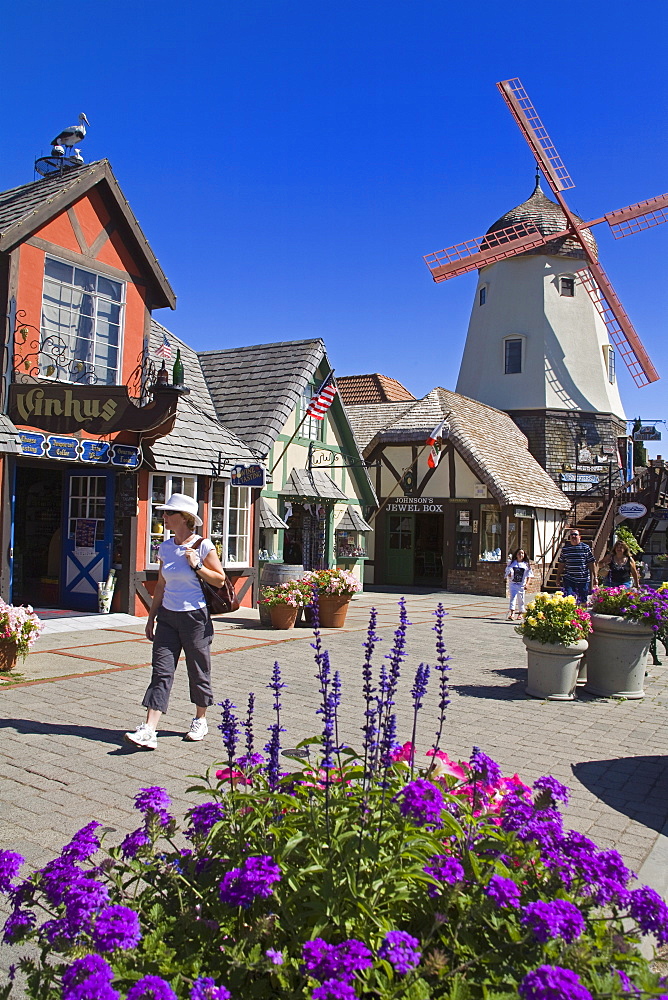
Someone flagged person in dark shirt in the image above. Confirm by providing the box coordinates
[555,529,597,605]
[599,540,640,589]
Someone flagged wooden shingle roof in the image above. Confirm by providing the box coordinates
[337,373,416,405]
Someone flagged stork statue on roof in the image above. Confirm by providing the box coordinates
[51,113,90,152]
[35,113,91,177]
[423,78,667,487]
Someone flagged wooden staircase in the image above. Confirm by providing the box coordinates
[543,505,608,592]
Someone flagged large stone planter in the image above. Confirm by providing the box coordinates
[585,614,652,699]
[523,637,588,701]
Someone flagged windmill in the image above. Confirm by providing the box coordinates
[424,78,665,389]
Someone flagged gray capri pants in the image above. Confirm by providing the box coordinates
[142,606,214,714]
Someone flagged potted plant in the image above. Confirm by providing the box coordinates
[3,605,668,999]
[515,592,591,700]
[259,580,312,630]
[585,586,668,699]
[303,566,362,626]
[0,599,44,671]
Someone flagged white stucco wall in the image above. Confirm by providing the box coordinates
[456,255,625,419]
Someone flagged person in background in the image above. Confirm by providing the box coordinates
[555,529,597,605]
[125,493,226,751]
[505,548,533,620]
[599,539,640,589]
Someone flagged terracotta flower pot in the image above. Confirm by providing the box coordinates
[318,595,351,628]
[269,605,299,630]
[585,614,653,699]
[0,641,19,672]
[523,637,588,701]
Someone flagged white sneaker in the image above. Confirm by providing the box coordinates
[124,723,157,750]
[184,717,208,742]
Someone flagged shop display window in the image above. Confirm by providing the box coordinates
[259,528,280,561]
[148,475,197,565]
[210,483,251,567]
[480,506,502,562]
[455,509,473,567]
[336,528,367,559]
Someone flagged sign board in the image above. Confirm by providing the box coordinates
[9,383,178,435]
[310,449,335,468]
[651,509,668,520]
[386,497,446,513]
[514,507,534,518]
[74,518,97,558]
[634,426,661,442]
[560,473,601,484]
[230,464,266,488]
[17,431,140,468]
[618,502,647,519]
[117,474,139,517]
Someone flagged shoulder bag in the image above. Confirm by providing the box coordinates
[191,539,240,615]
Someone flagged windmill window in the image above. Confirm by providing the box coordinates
[504,338,523,375]
[559,277,575,297]
[479,286,486,305]
[604,345,616,384]
[41,257,124,385]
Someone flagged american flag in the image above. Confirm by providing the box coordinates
[155,332,172,360]
[306,373,337,420]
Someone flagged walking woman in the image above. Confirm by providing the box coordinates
[505,548,533,620]
[125,494,226,750]
[599,539,640,590]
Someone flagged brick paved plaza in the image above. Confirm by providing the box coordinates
[1,588,667,977]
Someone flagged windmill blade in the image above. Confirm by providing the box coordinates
[424,219,573,282]
[497,78,575,193]
[575,264,659,387]
[604,192,668,239]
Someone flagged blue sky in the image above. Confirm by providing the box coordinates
[3,1,667,445]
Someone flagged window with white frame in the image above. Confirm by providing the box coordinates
[42,257,124,385]
[299,384,324,441]
[148,475,197,565]
[504,337,523,375]
[210,482,251,566]
[604,344,616,384]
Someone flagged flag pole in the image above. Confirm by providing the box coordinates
[269,372,335,475]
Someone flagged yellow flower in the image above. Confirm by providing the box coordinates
[565,595,576,605]
[527,617,537,626]
[536,612,545,619]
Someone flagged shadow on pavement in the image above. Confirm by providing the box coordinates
[0,718,183,749]
[573,756,668,834]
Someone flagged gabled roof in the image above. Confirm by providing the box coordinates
[0,160,175,308]
[279,469,348,501]
[198,338,326,457]
[337,373,416,405]
[347,388,571,511]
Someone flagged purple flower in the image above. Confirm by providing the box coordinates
[266,948,284,965]
[236,752,264,767]
[185,802,225,840]
[533,776,570,806]
[395,779,444,826]
[521,900,584,943]
[62,955,117,1000]
[485,875,521,909]
[61,821,102,861]
[264,663,286,789]
[190,977,231,1000]
[0,851,25,892]
[126,976,178,1000]
[500,792,535,832]
[430,604,451,757]
[218,699,239,764]
[40,857,84,906]
[134,786,171,814]
[121,829,151,859]
[378,930,421,974]
[470,746,502,786]
[312,982,358,1000]
[519,965,593,1000]
[303,938,373,983]
[63,879,110,934]
[2,908,35,942]
[93,904,142,951]
[616,970,634,992]
[219,855,281,909]
[423,855,464,895]
[628,886,668,943]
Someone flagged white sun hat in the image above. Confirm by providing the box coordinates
[154,493,203,527]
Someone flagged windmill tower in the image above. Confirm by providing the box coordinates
[424,79,666,485]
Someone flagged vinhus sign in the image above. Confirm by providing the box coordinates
[9,384,179,435]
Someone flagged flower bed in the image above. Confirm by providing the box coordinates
[303,566,362,596]
[2,602,667,999]
[258,580,313,608]
[590,587,668,631]
[515,592,592,646]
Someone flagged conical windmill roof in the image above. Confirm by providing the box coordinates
[486,178,597,261]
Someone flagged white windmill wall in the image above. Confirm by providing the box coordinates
[456,255,626,420]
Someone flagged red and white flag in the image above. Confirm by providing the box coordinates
[426,419,449,469]
[306,374,337,420]
[155,332,172,360]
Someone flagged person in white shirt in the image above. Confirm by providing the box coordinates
[125,494,226,750]
[504,548,533,620]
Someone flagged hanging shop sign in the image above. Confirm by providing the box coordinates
[230,463,266,488]
[560,473,601,484]
[618,502,647,519]
[17,432,140,468]
[386,496,447,513]
[9,384,179,436]
[634,426,661,442]
[310,449,335,468]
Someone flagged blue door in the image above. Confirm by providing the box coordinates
[61,471,115,611]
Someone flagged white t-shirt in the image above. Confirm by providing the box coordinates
[159,535,215,612]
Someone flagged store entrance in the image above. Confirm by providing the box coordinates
[283,503,328,570]
[13,466,63,607]
[414,513,444,585]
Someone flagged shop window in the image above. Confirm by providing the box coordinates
[148,475,197,565]
[299,384,325,441]
[504,338,523,375]
[479,506,502,562]
[210,483,251,567]
[68,476,106,540]
[336,529,367,559]
[455,509,473,568]
[42,257,124,385]
[508,516,534,560]
[559,276,575,297]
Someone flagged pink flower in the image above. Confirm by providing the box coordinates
[391,742,414,762]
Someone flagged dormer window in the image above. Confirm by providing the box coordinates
[41,257,124,385]
[559,276,575,297]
